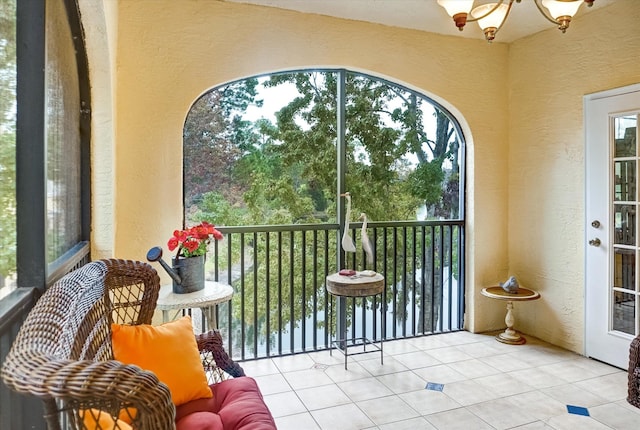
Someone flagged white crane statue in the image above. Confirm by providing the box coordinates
[359,212,374,266]
[340,192,357,254]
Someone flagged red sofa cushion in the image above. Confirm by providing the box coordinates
[175,377,276,430]
[176,411,223,430]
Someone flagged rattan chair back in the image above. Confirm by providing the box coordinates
[1,259,176,430]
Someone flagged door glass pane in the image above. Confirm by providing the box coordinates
[613,248,635,291]
[614,115,637,157]
[614,160,636,201]
[612,291,635,335]
[613,204,636,245]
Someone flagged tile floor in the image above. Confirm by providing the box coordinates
[239,331,640,430]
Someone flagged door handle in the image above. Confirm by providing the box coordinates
[589,238,601,247]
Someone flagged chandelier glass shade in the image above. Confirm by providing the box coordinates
[436,0,594,42]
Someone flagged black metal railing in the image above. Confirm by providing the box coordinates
[211,220,465,360]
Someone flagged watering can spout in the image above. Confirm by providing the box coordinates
[146,246,182,285]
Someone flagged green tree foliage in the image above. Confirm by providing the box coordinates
[0,0,16,286]
[183,79,262,219]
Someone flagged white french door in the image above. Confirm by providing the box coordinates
[585,84,640,369]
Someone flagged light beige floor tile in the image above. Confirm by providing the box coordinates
[474,372,535,397]
[244,334,636,430]
[538,359,604,383]
[253,372,291,395]
[296,383,352,410]
[480,352,536,372]
[262,391,307,418]
[239,357,280,376]
[408,335,450,351]
[571,357,623,377]
[378,417,437,430]
[325,360,372,383]
[274,412,321,429]
[447,358,503,379]
[454,340,504,358]
[425,407,494,430]
[437,330,486,345]
[425,346,473,363]
[357,395,420,425]
[338,376,394,401]
[307,349,350,367]
[383,339,421,355]
[573,371,629,402]
[508,366,570,389]
[513,422,555,429]
[588,402,640,430]
[377,370,427,394]
[616,399,640,415]
[546,412,613,429]
[310,403,375,430]
[399,388,462,415]
[542,383,608,408]
[479,337,524,354]
[283,367,336,390]
[412,363,467,384]
[508,346,576,367]
[441,379,501,406]
[506,390,568,420]
[271,353,317,373]
[392,350,441,369]
[527,343,580,361]
[359,355,409,376]
[466,397,538,430]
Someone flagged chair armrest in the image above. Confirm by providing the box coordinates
[196,330,245,383]
[2,356,176,429]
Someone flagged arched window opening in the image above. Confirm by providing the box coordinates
[184,70,464,227]
[183,69,466,359]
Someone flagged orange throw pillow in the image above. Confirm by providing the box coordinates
[80,408,133,430]
[111,316,212,406]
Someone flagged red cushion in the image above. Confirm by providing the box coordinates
[176,411,223,430]
[175,377,276,430]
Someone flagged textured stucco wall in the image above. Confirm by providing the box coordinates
[506,0,640,352]
[111,0,510,332]
[79,0,119,259]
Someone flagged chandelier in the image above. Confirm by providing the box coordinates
[436,0,594,42]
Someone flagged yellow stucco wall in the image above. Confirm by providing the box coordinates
[82,0,640,353]
[109,0,511,334]
[507,0,640,353]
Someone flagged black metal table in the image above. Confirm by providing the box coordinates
[326,272,385,369]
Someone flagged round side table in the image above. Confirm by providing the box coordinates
[326,272,385,369]
[481,286,540,345]
[156,280,233,331]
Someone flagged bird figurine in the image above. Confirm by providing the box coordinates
[359,212,374,266]
[340,192,356,253]
[500,275,520,294]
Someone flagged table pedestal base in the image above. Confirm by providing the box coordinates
[495,301,526,345]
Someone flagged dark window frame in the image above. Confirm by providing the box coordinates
[16,0,91,291]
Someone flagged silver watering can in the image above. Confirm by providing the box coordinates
[146,246,205,294]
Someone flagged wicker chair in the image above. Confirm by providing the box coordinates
[629,335,640,408]
[1,259,245,430]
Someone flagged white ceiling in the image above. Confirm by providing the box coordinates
[226,0,612,43]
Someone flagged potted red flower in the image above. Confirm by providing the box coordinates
[165,222,224,294]
[167,221,224,258]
